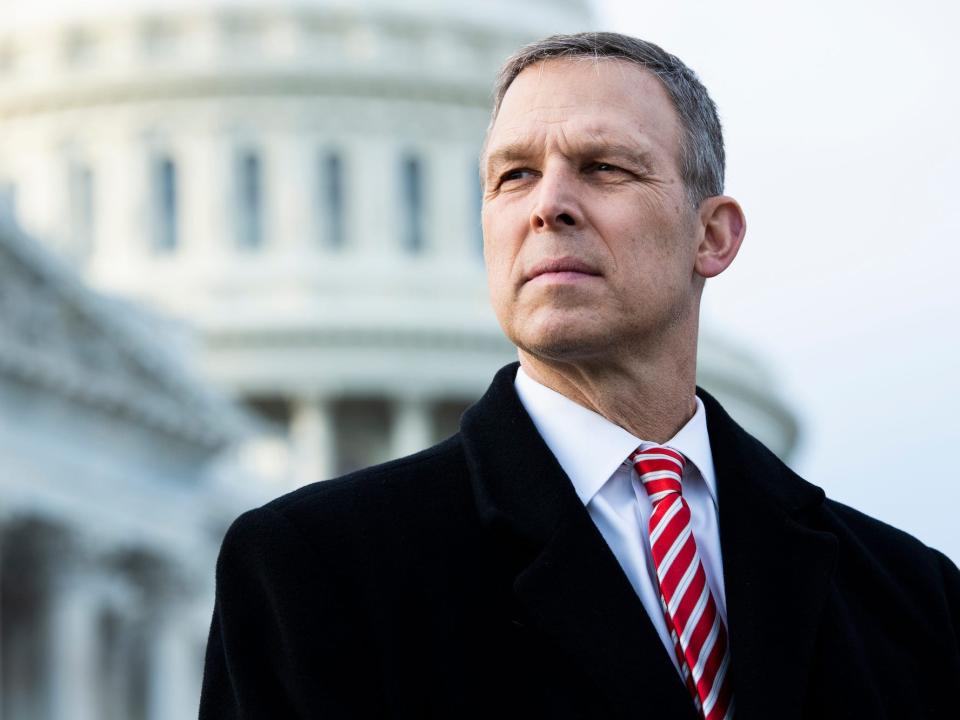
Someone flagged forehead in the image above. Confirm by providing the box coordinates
[486,58,681,165]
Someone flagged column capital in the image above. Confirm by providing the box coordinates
[290,393,336,486]
[390,395,433,460]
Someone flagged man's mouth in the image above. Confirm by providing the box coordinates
[524,257,602,283]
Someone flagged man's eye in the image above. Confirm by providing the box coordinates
[501,168,536,184]
[589,162,621,173]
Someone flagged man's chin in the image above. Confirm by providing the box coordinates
[515,327,617,364]
[498,303,626,361]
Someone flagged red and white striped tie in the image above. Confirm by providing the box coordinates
[631,446,735,720]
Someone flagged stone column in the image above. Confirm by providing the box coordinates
[18,144,69,256]
[428,141,473,260]
[290,395,336,486]
[46,565,100,720]
[179,130,232,270]
[145,604,199,720]
[346,134,396,257]
[95,576,136,720]
[86,134,149,287]
[264,131,314,257]
[390,396,433,459]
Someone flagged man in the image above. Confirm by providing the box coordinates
[200,33,960,719]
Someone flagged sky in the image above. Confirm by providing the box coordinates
[595,0,960,561]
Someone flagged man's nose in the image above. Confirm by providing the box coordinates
[530,167,580,232]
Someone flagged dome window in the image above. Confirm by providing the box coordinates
[319,151,345,250]
[400,153,424,254]
[235,150,263,250]
[67,160,95,258]
[150,155,178,253]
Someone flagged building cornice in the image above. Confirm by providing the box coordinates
[0,5,557,120]
[206,323,514,354]
[0,71,494,120]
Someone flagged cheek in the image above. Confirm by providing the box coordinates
[597,197,692,261]
[482,206,522,287]
[591,206,696,307]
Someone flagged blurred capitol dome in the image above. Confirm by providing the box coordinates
[0,0,797,489]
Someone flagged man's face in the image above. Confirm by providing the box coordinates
[482,58,703,364]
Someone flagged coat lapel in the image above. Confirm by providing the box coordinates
[461,363,699,719]
[699,388,838,720]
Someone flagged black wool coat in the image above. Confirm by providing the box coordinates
[200,363,960,719]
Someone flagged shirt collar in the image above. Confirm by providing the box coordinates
[514,365,718,508]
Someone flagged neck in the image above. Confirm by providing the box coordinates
[518,336,698,444]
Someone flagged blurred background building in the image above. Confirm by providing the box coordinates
[0,0,797,717]
[0,215,253,720]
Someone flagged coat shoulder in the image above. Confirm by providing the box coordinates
[821,496,952,567]
[238,433,474,549]
[818,496,960,612]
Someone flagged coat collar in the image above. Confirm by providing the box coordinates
[460,363,837,719]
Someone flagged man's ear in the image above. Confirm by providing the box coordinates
[694,195,746,279]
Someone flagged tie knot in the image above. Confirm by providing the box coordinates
[631,446,686,504]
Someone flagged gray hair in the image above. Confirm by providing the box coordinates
[487,32,724,207]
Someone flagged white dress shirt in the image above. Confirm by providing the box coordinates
[514,366,728,673]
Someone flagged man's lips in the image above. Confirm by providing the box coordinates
[524,257,602,283]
